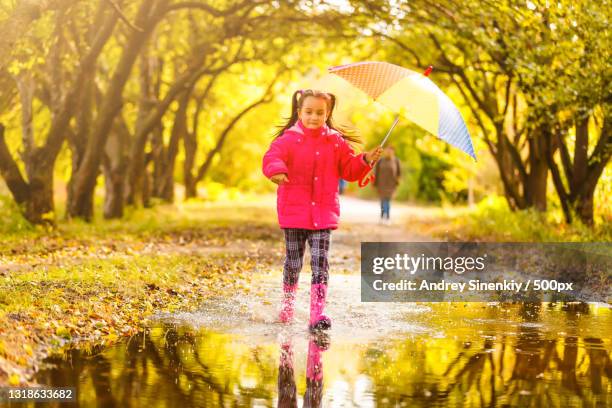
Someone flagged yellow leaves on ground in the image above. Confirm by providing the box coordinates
[0,212,282,386]
[22,344,33,356]
[8,373,20,386]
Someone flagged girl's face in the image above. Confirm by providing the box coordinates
[298,96,329,129]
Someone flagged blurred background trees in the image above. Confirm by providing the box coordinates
[0,0,609,229]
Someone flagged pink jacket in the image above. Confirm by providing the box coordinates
[262,120,370,230]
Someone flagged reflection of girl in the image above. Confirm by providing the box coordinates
[373,146,401,224]
[303,337,326,408]
[263,89,381,330]
[277,334,329,408]
[278,342,297,407]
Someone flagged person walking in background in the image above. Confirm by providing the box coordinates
[338,178,347,195]
[373,146,401,225]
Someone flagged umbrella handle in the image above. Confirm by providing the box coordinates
[358,159,379,187]
[358,168,375,187]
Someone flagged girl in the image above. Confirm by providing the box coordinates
[262,89,382,331]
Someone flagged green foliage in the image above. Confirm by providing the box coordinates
[416,150,451,203]
[0,195,35,235]
[451,195,612,242]
[393,147,421,201]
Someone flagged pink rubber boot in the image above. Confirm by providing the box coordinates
[309,283,331,331]
[279,283,298,323]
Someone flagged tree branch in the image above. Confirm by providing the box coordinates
[162,0,264,17]
[104,0,145,32]
[428,32,493,118]
[546,134,571,223]
[579,114,611,197]
[451,74,496,155]
[501,75,512,118]
[370,30,423,68]
[195,68,284,182]
[40,4,120,163]
[555,129,573,185]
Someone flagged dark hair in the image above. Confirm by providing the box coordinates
[273,89,361,145]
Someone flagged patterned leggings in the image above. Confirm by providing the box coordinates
[283,228,331,286]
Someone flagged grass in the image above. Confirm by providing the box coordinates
[411,195,612,242]
[0,194,282,386]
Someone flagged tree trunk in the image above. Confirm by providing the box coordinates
[0,83,54,225]
[155,89,190,202]
[492,124,525,211]
[546,130,573,224]
[142,152,153,208]
[0,124,29,204]
[68,0,162,220]
[102,157,126,219]
[25,170,55,225]
[526,158,549,211]
[0,124,56,225]
[183,112,198,199]
[572,115,589,188]
[183,164,198,199]
[126,49,155,205]
[128,36,161,206]
[528,125,556,211]
[66,73,95,220]
[575,191,595,226]
[571,115,595,225]
[102,118,130,219]
[546,112,610,226]
[0,136,55,225]
[183,79,213,200]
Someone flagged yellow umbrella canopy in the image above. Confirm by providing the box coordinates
[322,61,476,159]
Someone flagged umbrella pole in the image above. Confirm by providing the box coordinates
[358,114,401,188]
[379,114,400,147]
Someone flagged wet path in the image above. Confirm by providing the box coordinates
[22,197,612,407]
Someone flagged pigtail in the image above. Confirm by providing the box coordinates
[273,90,301,138]
[325,93,361,145]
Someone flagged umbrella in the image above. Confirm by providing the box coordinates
[327,61,476,186]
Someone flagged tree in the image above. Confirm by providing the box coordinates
[67,0,170,220]
[185,70,282,195]
[536,1,611,225]
[383,0,609,221]
[0,1,118,224]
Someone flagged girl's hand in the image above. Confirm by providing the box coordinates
[365,146,383,165]
[270,173,289,185]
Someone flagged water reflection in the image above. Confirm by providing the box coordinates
[17,302,611,407]
[277,333,329,408]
